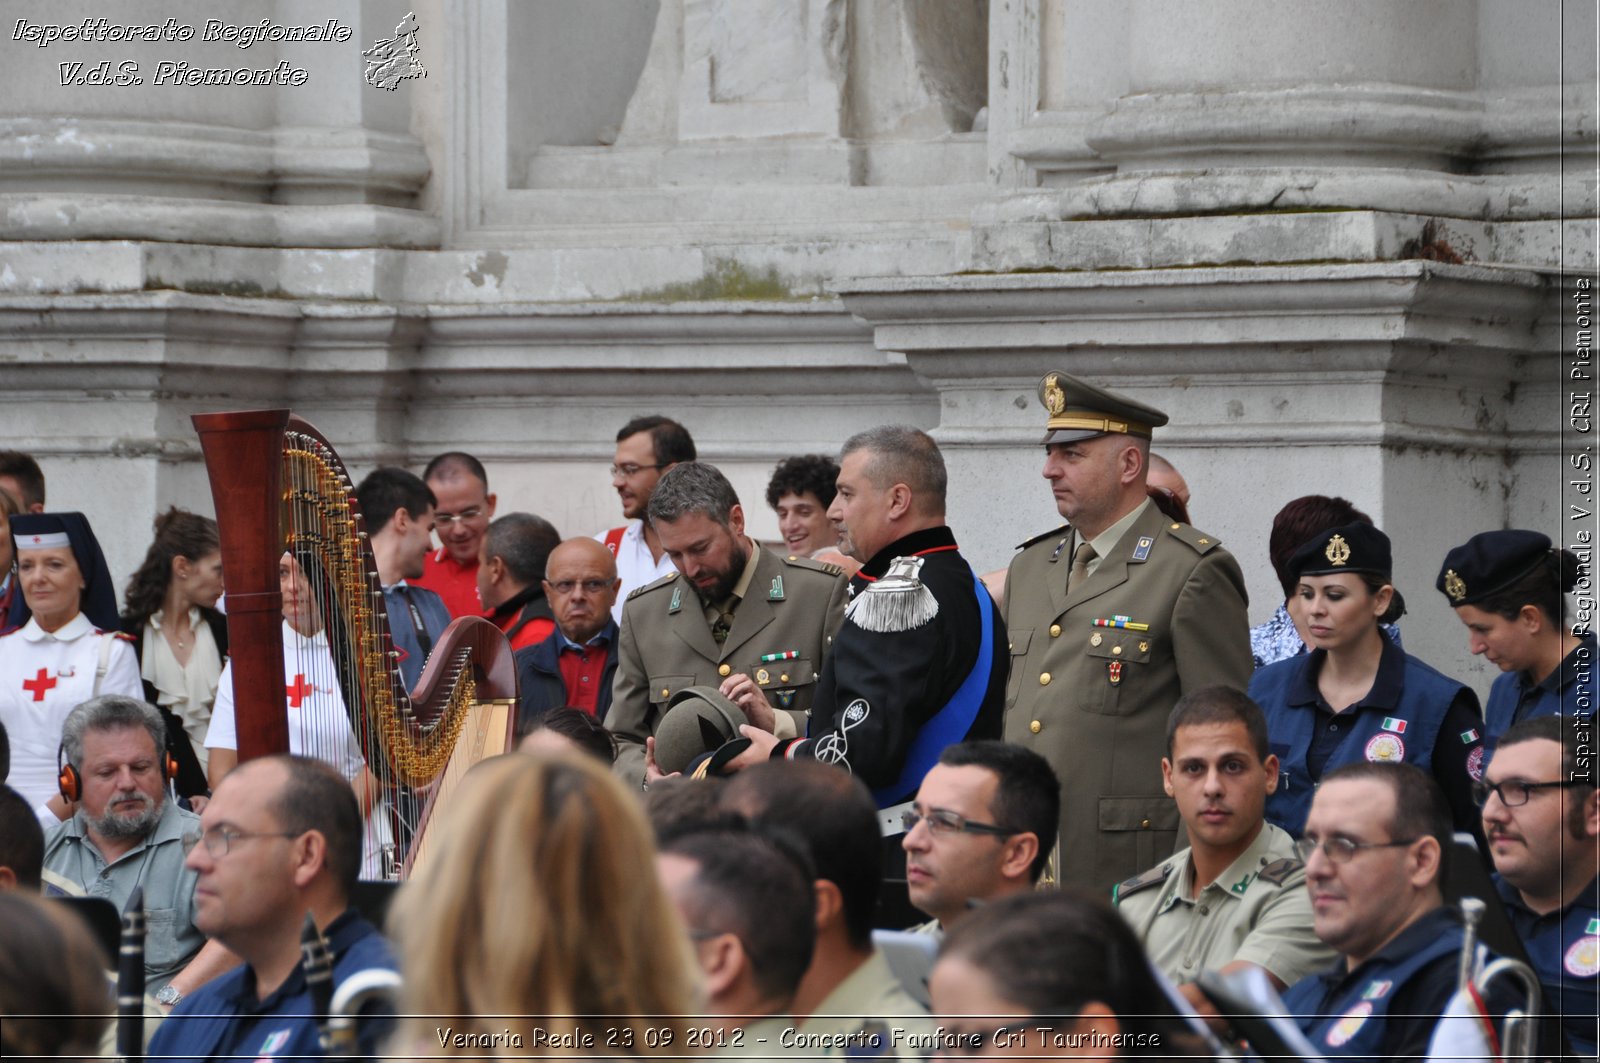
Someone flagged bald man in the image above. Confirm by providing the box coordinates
[512,538,621,734]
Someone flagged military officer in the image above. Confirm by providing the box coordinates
[1114,687,1335,1018]
[1003,371,1251,892]
[608,462,848,788]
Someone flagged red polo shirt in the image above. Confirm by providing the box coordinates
[413,548,483,619]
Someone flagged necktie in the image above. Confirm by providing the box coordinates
[711,607,735,645]
[1069,542,1096,590]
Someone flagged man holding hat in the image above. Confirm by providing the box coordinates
[609,462,848,788]
[1003,373,1251,892]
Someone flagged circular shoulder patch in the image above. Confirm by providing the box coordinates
[1364,733,1405,763]
[1326,1001,1372,1048]
[1565,935,1600,978]
[1466,745,1486,781]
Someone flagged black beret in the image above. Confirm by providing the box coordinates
[1287,522,1391,580]
[1436,529,1552,606]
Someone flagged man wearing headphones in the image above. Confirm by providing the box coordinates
[41,695,236,1004]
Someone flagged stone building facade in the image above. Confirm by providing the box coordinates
[2,0,1594,689]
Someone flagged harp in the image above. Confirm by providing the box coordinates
[192,409,518,877]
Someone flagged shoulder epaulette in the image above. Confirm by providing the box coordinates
[627,571,679,601]
[1016,525,1070,551]
[1257,857,1303,887]
[1164,522,1224,555]
[782,554,844,578]
[1112,862,1172,904]
[111,631,137,642]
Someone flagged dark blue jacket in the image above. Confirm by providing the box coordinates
[513,621,619,735]
[1495,871,1598,1057]
[1483,633,1598,739]
[147,910,395,1063]
[382,583,451,692]
[1282,907,1469,1062]
[1249,640,1484,836]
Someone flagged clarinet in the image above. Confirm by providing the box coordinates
[299,912,337,1052]
[117,886,146,1063]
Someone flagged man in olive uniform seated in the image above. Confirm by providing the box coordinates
[1115,687,1334,1020]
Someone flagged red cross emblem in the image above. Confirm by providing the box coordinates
[286,674,314,707]
[22,668,57,701]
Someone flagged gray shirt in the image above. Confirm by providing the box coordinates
[43,798,204,994]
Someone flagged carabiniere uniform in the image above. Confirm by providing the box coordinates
[1003,372,1253,893]
[607,544,849,787]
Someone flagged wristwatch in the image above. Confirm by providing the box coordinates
[156,984,184,1006]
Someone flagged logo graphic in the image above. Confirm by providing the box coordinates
[1364,732,1405,763]
[1381,717,1407,734]
[1565,936,1600,978]
[1466,745,1485,781]
[1326,1002,1372,1047]
[364,12,425,90]
[1361,979,1392,1000]
[1324,534,1352,566]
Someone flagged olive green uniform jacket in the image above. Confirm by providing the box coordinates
[608,548,848,787]
[1002,501,1251,891]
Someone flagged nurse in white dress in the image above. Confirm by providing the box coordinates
[204,553,395,879]
[0,513,142,820]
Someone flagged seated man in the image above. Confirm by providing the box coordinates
[1478,714,1597,1058]
[902,741,1059,934]
[1282,762,1494,1059]
[656,826,815,1047]
[42,696,235,1004]
[1115,687,1335,1017]
[147,755,397,1063]
[722,761,933,1051]
[478,513,562,651]
[514,538,621,732]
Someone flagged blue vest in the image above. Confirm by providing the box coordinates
[1250,650,1467,836]
[1282,917,1463,1061]
[1483,633,1598,739]
[1495,873,1600,1057]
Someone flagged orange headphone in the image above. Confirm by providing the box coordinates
[56,742,178,803]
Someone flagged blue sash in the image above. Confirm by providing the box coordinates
[871,570,995,807]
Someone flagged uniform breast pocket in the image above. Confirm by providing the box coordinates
[1003,629,1033,709]
[1082,632,1152,715]
[142,907,193,979]
[646,674,696,721]
[748,658,815,712]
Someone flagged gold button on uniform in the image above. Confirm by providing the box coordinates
[1049,624,1062,637]
[660,688,669,697]
[718,664,731,677]
[1039,672,1052,685]
[1030,720,1042,734]
[779,674,789,683]
[1111,645,1122,656]
[1140,818,1151,829]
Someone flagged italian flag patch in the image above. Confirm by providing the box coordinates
[1382,717,1407,734]
[1460,728,1480,744]
[1588,917,1599,935]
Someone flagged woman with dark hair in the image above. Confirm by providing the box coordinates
[931,889,1213,1058]
[1437,529,1594,738]
[119,508,226,799]
[1247,523,1485,838]
[0,512,142,819]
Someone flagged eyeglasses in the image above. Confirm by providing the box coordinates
[1471,778,1587,808]
[433,506,485,527]
[199,826,302,858]
[610,463,668,479]
[1293,835,1418,865]
[546,579,613,595]
[901,808,1018,838]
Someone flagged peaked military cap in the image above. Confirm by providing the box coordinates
[1288,522,1391,579]
[1037,371,1169,445]
[1436,529,1553,606]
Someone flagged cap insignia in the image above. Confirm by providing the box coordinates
[1043,374,1066,416]
[1324,534,1352,567]
[1444,569,1466,602]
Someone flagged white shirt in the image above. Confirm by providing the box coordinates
[0,613,142,814]
[206,621,394,879]
[595,519,677,623]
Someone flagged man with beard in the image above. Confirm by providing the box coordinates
[609,462,848,788]
[42,695,235,1003]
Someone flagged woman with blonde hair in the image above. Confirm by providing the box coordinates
[389,752,701,1056]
